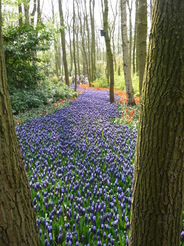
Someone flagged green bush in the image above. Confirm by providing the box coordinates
[92,73,139,95]
[10,89,47,114]
[10,77,78,114]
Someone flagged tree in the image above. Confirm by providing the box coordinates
[58,0,69,86]
[18,0,23,26]
[120,0,135,105]
[89,0,96,81]
[73,0,77,91]
[24,0,30,24]
[137,0,147,95]
[0,1,39,245]
[129,1,184,245]
[102,0,114,103]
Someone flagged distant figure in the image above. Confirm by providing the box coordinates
[60,75,63,83]
[81,75,85,84]
[77,75,80,85]
[85,76,88,84]
[72,75,75,84]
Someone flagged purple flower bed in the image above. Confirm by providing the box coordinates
[16,89,136,245]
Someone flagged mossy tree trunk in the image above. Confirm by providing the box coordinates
[129,1,184,245]
[0,1,39,245]
[120,0,135,105]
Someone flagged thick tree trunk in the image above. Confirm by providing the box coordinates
[129,1,184,245]
[137,0,147,95]
[0,2,39,245]
[120,0,135,105]
[103,0,114,103]
[58,0,69,86]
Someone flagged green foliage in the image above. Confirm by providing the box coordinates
[10,77,78,114]
[3,23,51,89]
[43,77,78,102]
[10,88,47,114]
[92,73,139,95]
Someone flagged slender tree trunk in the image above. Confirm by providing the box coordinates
[90,0,96,81]
[150,0,152,21]
[58,0,69,86]
[76,26,80,76]
[129,1,184,245]
[102,0,114,103]
[68,22,73,76]
[127,0,133,69]
[121,0,135,105]
[0,2,39,245]
[30,0,36,26]
[73,0,77,91]
[137,0,147,95]
[135,0,139,74]
[18,2,23,26]
[84,0,91,86]
[37,0,41,24]
[24,0,30,24]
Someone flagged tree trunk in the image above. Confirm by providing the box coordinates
[102,0,114,103]
[90,0,96,81]
[127,0,133,69]
[120,0,135,105]
[0,2,39,245]
[76,26,80,76]
[135,0,139,74]
[24,0,30,24]
[58,0,69,86]
[129,1,184,245]
[137,0,147,95]
[84,0,91,86]
[30,0,36,26]
[18,2,23,26]
[73,0,77,91]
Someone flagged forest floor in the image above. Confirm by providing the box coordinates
[16,88,184,246]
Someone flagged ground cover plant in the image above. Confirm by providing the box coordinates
[15,89,184,245]
[16,89,136,245]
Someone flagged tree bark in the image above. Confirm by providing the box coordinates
[0,1,39,245]
[120,0,135,105]
[129,1,184,245]
[73,0,77,91]
[137,0,147,95]
[58,0,69,86]
[102,0,114,103]
[18,2,23,26]
[127,0,133,69]
[30,0,36,26]
[24,0,30,24]
[90,0,96,81]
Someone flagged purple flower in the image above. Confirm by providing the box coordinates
[181,231,184,242]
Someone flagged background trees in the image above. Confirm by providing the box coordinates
[129,0,184,245]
